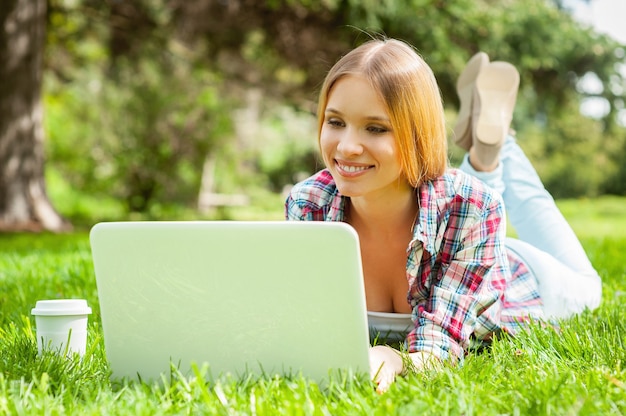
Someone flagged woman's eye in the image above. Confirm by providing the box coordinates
[327,119,344,127]
[367,126,388,134]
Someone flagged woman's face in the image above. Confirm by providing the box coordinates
[320,75,407,199]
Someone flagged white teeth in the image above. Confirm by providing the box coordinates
[338,164,369,173]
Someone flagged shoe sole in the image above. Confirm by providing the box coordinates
[453,52,489,150]
[473,62,519,146]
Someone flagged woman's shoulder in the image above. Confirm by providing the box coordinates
[285,170,342,217]
[425,168,503,211]
[417,169,506,254]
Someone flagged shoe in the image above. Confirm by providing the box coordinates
[453,52,489,151]
[471,61,519,169]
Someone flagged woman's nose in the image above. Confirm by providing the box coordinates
[336,129,363,156]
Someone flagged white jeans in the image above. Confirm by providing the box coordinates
[460,136,602,319]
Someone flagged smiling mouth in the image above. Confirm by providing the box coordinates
[336,161,373,174]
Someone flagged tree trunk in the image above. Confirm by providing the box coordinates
[0,0,69,232]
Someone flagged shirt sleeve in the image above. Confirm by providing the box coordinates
[284,184,322,221]
[284,170,341,222]
[285,192,303,221]
[406,189,508,363]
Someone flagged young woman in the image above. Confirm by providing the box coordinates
[285,38,602,393]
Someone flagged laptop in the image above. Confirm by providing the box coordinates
[90,221,371,383]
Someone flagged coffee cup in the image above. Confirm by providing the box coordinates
[31,299,92,357]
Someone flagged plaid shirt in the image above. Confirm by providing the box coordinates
[285,169,543,363]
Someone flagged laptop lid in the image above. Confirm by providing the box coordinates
[90,221,370,382]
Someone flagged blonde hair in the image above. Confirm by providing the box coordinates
[317,38,448,187]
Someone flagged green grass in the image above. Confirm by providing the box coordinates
[0,197,625,415]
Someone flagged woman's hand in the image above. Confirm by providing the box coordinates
[369,345,403,394]
[369,346,440,393]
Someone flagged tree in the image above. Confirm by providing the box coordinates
[0,0,69,231]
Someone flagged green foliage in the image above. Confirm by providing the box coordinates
[518,97,622,198]
[45,164,287,226]
[46,53,233,213]
[255,105,321,192]
[41,0,626,220]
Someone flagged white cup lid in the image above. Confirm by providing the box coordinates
[31,299,92,316]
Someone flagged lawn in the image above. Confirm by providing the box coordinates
[0,196,625,415]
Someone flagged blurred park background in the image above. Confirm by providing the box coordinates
[1,0,625,232]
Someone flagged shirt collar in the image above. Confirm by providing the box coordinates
[329,182,440,255]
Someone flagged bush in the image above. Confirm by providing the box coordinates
[45,55,233,214]
[516,100,619,198]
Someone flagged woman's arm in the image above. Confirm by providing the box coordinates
[407,185,508,361]
[372,178,509,392]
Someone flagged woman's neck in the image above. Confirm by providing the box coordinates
[347,183,418,236]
